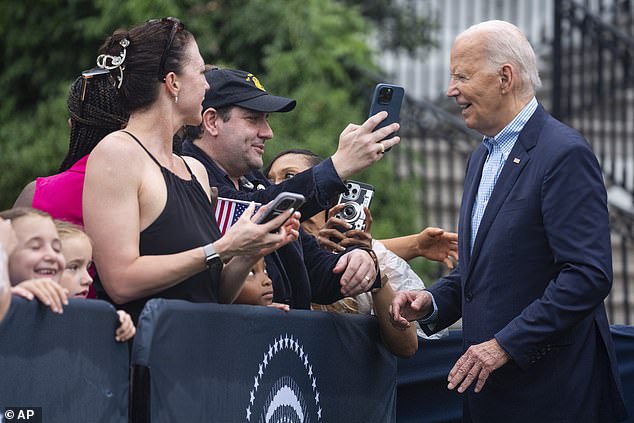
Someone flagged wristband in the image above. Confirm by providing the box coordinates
[358,247,381,291]
[361,247,379,272]
[372,274,388,294]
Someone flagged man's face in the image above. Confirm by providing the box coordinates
[446,36,506,137]
[215,107,273,177]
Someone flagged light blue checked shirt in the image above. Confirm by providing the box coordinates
[469,97,538,252]
[417,97,538,329]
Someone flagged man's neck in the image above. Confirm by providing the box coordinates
[193,138,241,189]
[505,94,534,125]
[487,94,534,137]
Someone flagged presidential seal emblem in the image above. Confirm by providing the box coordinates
[245,333,322,422]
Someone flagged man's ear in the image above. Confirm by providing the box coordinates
[499,64,513,94]
[202,108,220,136]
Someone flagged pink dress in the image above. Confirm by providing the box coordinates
[32,155,88,227]
[32,154,95,298]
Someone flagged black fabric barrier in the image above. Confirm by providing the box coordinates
[130,299,397,423]
[3,294,634,423]
[396,331,463,423]
[397,326,634,423]
[0,296,129,423]
[611,325,634,422]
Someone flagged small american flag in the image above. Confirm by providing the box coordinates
[214,197,260,236]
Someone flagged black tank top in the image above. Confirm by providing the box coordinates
[96,131,222,322]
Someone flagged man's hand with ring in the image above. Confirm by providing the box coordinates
[333,249,377,296]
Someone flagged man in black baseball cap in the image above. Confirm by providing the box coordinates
[202,68,296,113]
[182,67,400,309]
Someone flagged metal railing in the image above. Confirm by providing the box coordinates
[553,0,634,323]
[553,0,634,197]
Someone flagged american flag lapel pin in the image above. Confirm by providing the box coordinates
[513,157,520,164]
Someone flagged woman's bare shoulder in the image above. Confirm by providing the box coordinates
[182,155,206,176]
[85,131,149,184]
[89,131,140,160]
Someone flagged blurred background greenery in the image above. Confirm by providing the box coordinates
[0,0,438,273]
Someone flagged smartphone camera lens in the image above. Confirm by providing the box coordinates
[378,87,393,104]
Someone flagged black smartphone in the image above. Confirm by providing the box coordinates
[255,192,306,229]
[368,83,404,151]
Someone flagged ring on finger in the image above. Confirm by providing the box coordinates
[364,275,371,281]
[377,142,385,155]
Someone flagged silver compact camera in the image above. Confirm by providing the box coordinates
[335,180,374,231]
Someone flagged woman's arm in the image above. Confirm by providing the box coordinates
[381,227,458,268]
[372,280,418,358]
[84,138,298,304]
[83,137,207,303]
[13,180,36,208]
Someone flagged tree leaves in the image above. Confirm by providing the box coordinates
[0,0,434,248]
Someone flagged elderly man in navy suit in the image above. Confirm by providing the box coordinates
[390,20,627,422]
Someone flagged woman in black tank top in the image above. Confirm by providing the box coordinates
[83,19,299,322]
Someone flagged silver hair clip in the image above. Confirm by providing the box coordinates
[96,38,130,89]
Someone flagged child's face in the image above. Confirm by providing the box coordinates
[9,215,65,285]
[60,234,93,298]
[235,259,273,306]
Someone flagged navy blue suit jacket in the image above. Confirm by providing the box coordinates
[427,105,627,422]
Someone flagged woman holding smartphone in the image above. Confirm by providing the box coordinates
[83,18,299,321]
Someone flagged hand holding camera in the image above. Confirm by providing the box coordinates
[316,204,373,253]
[335,181,374,231]
[315,181,375,252]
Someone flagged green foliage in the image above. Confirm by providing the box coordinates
[342,0,439,54]
[0,82,69,206]
[0,0,435,250]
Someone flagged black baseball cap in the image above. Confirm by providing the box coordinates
[202,68,296,113]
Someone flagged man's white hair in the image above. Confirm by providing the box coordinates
[459,20,542,96]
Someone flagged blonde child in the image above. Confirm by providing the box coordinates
[0,208,134,342]
[55,220,135,342]
[0,208,68,314]
[234,258,289,311]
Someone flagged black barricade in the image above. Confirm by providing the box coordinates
[130,299,397,423]
[396,331,463,423]
[0,296,129,422]
[611,325,634,423]
[397,327,634,423]
[3,294,634,423]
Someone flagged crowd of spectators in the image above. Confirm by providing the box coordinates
[2,18,449,352]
